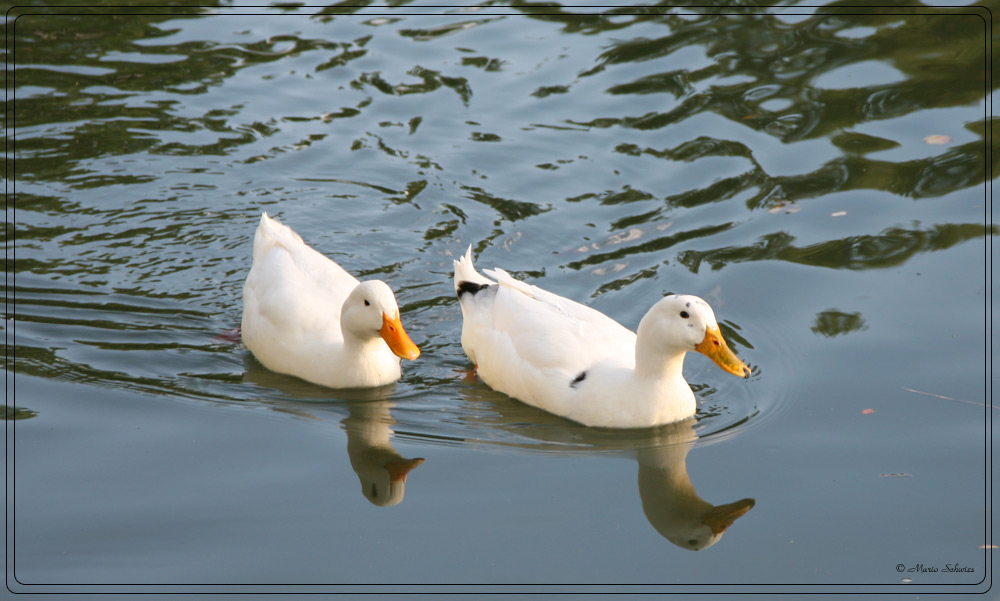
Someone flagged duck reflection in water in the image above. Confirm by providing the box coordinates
[241,366,424,508]
[635,418,754,551]
[342,398,424,507]
[461,383,755,550]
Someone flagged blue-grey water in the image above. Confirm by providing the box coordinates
[8,3,994,598]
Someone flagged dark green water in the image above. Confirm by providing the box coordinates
[8,3,994,597]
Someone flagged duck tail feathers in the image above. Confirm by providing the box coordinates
[453,245,494,297]
[253,212,304,263]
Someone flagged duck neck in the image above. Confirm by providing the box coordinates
[342,331,384,360]
[633,334,688,383]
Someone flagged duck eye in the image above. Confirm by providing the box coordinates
[680,311,690,319]
[364,299,370,307]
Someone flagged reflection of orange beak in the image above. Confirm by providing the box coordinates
[380,313,421,360]
[695,325,750,378]
[386,457,425,487]
[701,498,756,536]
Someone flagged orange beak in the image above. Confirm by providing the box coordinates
[385,457,425,484]
[380,312,421,361]
[695,325,750,378]
[386,457,424,497]
[701,498,756,536]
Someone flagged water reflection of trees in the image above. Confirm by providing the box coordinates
[13,5,368,175]
[811,309,867,338]
[676,222,991,273]
[566,220,991,273]
[4,405,39,420]
[614,136,988,207]
[540,7,989,141]
[548,5,991,225]
[14,5,991,202]
[518,6,992,276]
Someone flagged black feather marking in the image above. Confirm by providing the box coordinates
[570,371,587,388]
[457,281,492,298]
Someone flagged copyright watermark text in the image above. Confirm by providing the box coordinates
[896,563,975,574]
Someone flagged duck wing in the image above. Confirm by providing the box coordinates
[244,213,358,342]
[458,259,636,411]
[485,267,635,372]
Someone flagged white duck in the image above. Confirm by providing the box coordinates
[453,246,749,428]
[242,213,420,389]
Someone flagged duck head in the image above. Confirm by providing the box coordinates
[342,280,421,361]
[638,295,749,378]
